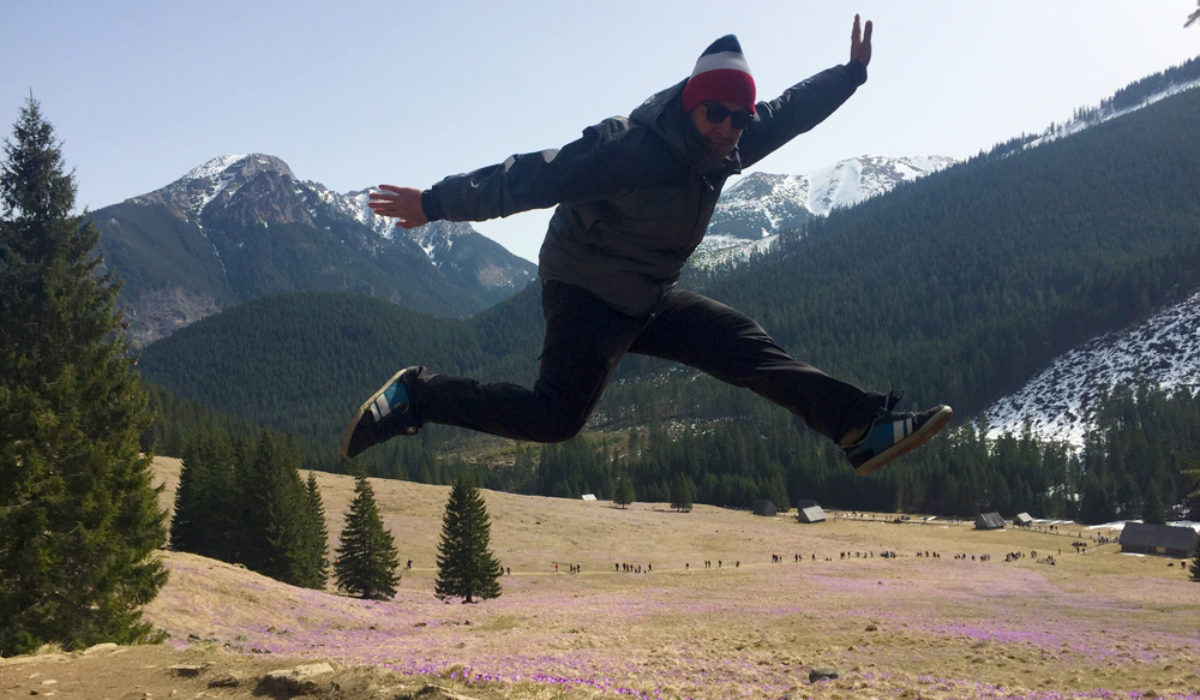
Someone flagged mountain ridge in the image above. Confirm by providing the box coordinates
[92,154,536,346]
[129,57,1200,453]
[693,154,957,269]
[136,80,1200,464]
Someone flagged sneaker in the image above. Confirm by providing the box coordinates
[843,400,953,475]
[341,367,420,459]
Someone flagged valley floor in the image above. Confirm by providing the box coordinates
[2,460,1198,699]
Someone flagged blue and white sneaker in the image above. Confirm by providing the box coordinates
[340,367,420,459]
[843,399,952,475]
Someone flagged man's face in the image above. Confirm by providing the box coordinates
[689,100,750,157]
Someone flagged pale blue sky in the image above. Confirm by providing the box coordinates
[3,1,1197,262]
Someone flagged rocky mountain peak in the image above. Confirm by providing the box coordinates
[691,154,956,269]
[136,154,298,223]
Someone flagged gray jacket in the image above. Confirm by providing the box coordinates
[422,61,867,317]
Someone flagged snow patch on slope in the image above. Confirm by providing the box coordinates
[981,290,1200,446]
[1025,78,1200,151]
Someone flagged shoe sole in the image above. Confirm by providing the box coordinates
[340,367,411,459]
[854,405,953,475]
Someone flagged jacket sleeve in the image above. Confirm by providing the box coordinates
[736,61,867,170]
[423,118,670,222]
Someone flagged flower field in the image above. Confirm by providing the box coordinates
[133,459,1200,699]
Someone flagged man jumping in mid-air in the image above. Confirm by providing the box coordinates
[344,15,952,475]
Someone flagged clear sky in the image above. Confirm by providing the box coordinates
[3,1,1197,262]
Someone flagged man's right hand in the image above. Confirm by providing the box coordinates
[368,185,429,229]
[850,14,873,67]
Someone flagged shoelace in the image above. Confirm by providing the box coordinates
[881,390,903,415]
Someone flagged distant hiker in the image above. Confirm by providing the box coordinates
[344,15,951,478]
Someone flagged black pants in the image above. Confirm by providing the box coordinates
[409,280,882,444]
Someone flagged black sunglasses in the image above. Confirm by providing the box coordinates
[702,102,755,130]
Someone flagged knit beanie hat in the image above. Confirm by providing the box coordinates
[681,34,756,115]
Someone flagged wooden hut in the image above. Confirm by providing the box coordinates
[1119,522,1199,558]
[752,499,778,517]
[797,505,827,523]
[975,512,1006,530]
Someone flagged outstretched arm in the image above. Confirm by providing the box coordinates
[850,13,873,66]
[736,15,873,168]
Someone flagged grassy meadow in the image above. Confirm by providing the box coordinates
[136,457,1200,699]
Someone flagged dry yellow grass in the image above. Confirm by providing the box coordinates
[1,456,1197,699]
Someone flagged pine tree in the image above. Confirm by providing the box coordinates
[435,475,502,603]
[1182,459,1200,521]
[765,466,790,515]
[1141,479,1167,525]
[170,436,206,553]
[300,472,329,588]
[334,472,399,599]
[670,472,694,513]
[261,435,317,587]
[0,97,167,655]
[615,474,636,509]
[170,430,236,560]
[1185,461,1200,583]
[611,461,635,509]
[223,431,312,586]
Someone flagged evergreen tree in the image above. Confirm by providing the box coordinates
[334,472,399,599]
[670,472,694,513]
[170,436,206,553]
[1191,541,1200,583]
[435,475,502,603]
[0,97,167,655]
[240,432,310,585]
[1183,459,1200,521]
[1141,479,1167,525]
[615,473,636,509]
[765,467,790,515]
[266,436,316,587]
[170,430,236,560]
[301,472,330,588]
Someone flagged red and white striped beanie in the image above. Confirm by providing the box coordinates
[681,34,756,115]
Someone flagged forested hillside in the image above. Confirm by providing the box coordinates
[139,84,1200,520]
[599,83,1200,423]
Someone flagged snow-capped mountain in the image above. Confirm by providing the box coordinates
[158,153,267,222]
[981,290,1200,447]
[94,154,535,346]
[805,155,957,217]
[691,155,957,268]
[147,154,504,271]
